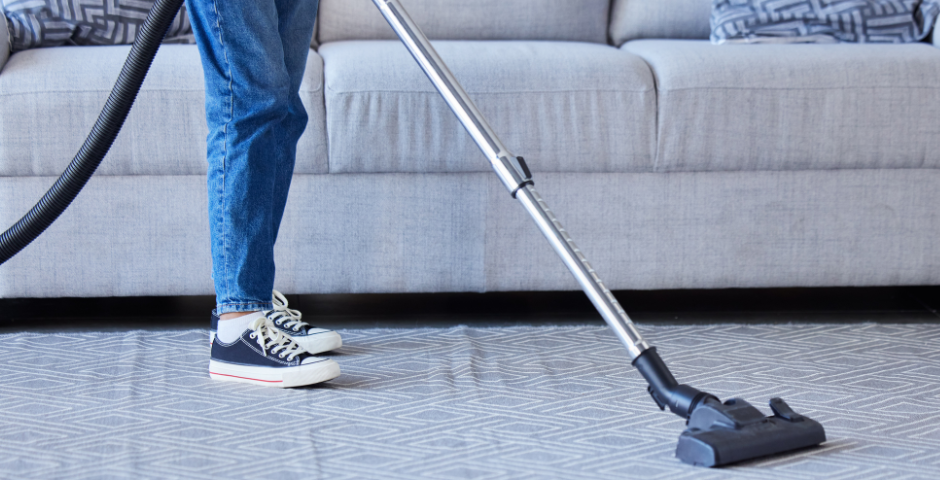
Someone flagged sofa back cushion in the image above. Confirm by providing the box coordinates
[319,40,656,174]
[609,0,711,46]
[622,40,940,172]
[0,45,328,177]
[317,0,610,44]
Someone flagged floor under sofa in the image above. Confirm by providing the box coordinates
[1,287,939,479]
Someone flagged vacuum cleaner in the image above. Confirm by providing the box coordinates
[0,0,826,467]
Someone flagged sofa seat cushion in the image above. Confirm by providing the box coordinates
[320,40,656,174]
[623,40,940,172]
[318,0,611,44]
[0,45,328,176]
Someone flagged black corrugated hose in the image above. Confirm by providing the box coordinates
[0,0,186,265]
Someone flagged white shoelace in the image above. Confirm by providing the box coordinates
[267,290,310,333]
[247,316,306,361]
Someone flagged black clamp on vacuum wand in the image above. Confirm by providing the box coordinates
[501,155,534,198]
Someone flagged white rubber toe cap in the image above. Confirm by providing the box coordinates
[294,330,343,355]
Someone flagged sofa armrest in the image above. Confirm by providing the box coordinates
[1,16,10,71]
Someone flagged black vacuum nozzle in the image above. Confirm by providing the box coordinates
[677,397,826,467]
[632,348,826,467]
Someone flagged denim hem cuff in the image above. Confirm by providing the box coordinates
[216,302,274,315]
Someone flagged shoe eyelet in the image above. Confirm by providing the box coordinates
[249,333,256,339]
[279,353,286,358]
[293,328,300,332]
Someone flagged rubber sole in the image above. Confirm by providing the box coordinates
[209,358,341,388]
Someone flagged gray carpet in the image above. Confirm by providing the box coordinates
[1,324,939,479]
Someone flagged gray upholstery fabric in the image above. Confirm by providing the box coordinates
[317,0,610,44]
[3,324,940,478]
[275,173,488,295]
[609,0,711,46]
[486,170,940,291]
[0,45,328,176]
[0,176,213,298]
[3,169,938,297]
[623,40,940,172]
[320,41,656,174]
[0,174,485,297]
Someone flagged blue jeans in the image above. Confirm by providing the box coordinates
[186,0,319,314]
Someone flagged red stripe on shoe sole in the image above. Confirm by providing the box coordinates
[210,372,282,383]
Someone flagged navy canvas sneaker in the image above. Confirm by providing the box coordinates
[209,290,343,355]
[209,316,340,388]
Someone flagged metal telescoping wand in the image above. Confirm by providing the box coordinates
[373,3,829,464]
[371,0,649,360]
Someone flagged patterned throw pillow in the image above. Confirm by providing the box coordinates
[2,0,192,53]
[712,0,940,44]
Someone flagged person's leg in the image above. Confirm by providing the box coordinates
[186,0,298,318]
[187,0,339,387]
[262,2,344,357]
[269,0,320,243]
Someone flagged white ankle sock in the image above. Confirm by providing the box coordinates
[216,311,265,343]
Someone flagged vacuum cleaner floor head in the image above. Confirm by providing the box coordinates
[676,397,826,467]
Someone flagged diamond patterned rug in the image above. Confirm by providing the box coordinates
[1,324,939,479]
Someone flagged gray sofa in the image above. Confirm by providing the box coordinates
[1,0,939,299]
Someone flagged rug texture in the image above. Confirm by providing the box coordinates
[1,324,939,479]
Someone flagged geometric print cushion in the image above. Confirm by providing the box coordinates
[712,0,940,44]
[2,0,192,53]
